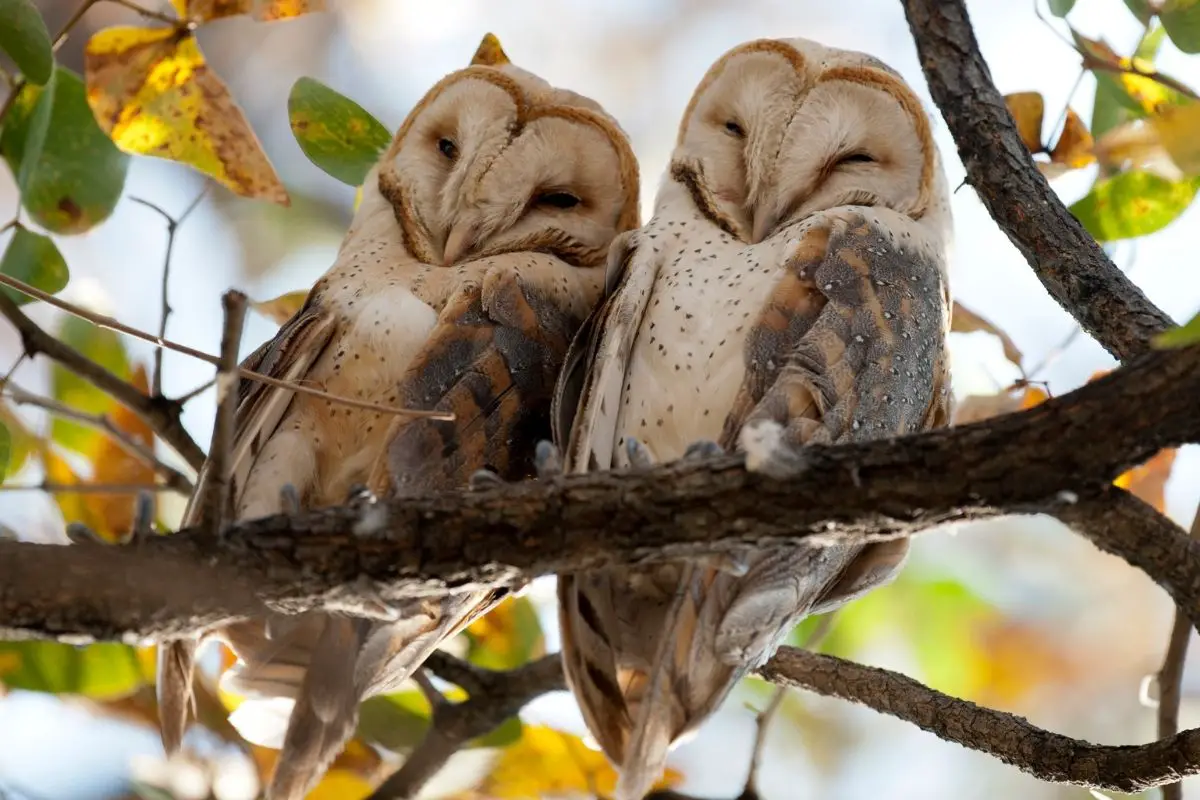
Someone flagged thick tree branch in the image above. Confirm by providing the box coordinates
[0,342,1197,643]
[0,292,206,470]
[902,0,1174,361]
[202,291,247,535]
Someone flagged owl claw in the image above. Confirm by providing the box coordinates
[66,522,104,545]
[469,469,505,490]
[682,439,724,461]
[624,437,653,469]
[125,490,155,544]
[280,483,301,515]
[534,440,563,480]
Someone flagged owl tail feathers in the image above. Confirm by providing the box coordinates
[156,639,197,754]
[613,702,675,800]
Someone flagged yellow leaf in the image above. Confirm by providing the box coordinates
[251,736,381,791]
[478,725,682,799]
[972,619,1082,709]
[950,301,1023,368]
[84,27,288,204]
[353,184,363,212]
[174,0,325,22]
[1095,100,1200,178]
[85,364,155,538]
[1003,91,1045,154]
[305,770,373,800]
[0,650,21,678]
[1114,448,1177,512]
[951,384,1046,427]
[1048,108,1095,169]
[251,289,309,325]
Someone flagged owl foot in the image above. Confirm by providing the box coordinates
[468,469,505,490]
[279,483,301,515]
[66,522,104,545]
[126,490,155,544]
[346,483,388,538]
[624,437,654,469]
[534,440,563,480]
[681,439,724,461]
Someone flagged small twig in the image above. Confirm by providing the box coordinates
[130,189,209,398]
[0,291,205,470]
[203,291,247,536]
[2,385,193,494]
[0,482,173,494]
[1156,501,1200,800]
[0,272,453,421]
[173,377,215,406]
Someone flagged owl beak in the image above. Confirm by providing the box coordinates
[442,220,481,266]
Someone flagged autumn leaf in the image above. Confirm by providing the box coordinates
[971,618,1083,709]
[1040,108,1096,179]
[465,596,545,671]
[1004,91,1045,154]
[1094,101,1200,179]
[1115,448,1177,511]
[171,0,326,22]
[84,27,288,204]
[950,301,1023,369]
[475,725,683,799]
[85,363,156,538]
[1069,171,1199,242]
[951,383,1047,427]
[0,641,145,699]
[251,289,309,325]
[288,77,391,186]
[250,737,379,798]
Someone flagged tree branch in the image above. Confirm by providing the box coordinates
[202,290,247,535]
[0,342,1196,643]
[0,292,206,470]
[901,0,1175,361]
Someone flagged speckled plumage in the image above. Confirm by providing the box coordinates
[155,35,640,800]
[552,37,954,799]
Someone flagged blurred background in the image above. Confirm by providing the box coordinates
[1,0,1199,798]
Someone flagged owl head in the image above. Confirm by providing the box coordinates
[669,37,951,246]
[377,34,641,269]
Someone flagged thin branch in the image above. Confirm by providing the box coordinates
[367,654,567,800]
[1156,501,1200,800]
[202,291,247,536]
[0,291,206,470]
[902,0,1174,362]
[0,482,174,494]
[0,272,453,422]
[104,0,186,26]
[173,377,215,406]
[2,385,192,494]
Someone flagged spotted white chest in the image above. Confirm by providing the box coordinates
[613,215,786,463]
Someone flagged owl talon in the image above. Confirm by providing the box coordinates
[534,440,563,480]
[624,437,653,469]
[469,469,505,490]
[66,522,104,545]
[280,483,301,515]
[681,439,724,461]
[123,490,155,545]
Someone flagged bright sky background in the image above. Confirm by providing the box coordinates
[2,0,1200,797]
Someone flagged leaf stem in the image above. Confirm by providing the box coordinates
[104,0,187,27]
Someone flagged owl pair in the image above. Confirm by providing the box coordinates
[156,33,954,800]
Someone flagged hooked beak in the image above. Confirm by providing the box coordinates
[442,219,481,266]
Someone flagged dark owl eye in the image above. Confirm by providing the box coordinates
[437,138,458,160]
[537,191,581,209]
[838,151,875,165]
[724,120,746,138]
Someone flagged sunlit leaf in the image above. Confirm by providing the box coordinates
[0,0,53,85]
[0,641,144,699]
[1161,0,1200,53]
[476,725,683,799]
[951,384,1047,427]
[44,449,109,536]
[950,301,1023,369]
[288,77,390,186]
[0,422,10,483]
[971,618,1083,708]
[464,596,544,671]
[172,0,326,22]
[84,364,156,538]
[251,289,308,325]
[1154,309,1200,348]
[306,771,373,800]
[84,27,288,204]
[0,67,130,234]
[358,688,433,752]
[1114,447,1177,511]
[1003,91,1045,154]
[50,316,130,455]
[1089,26,1193,138]
[0,227,69,306]
[0,401,42,477]
[1049,0,1076,16]
[1069,171,1198,241]
[1047,109,1095,170]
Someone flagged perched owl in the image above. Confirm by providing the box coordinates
[156,35,639,800]
[552,37,953,799]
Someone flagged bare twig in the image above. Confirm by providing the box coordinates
[0,272,453,421]
[201,291,247,536]
[1156,502,1200,800]
[0,291,205,470]
[0,482,174,494]
[2,385,193,494]
[173,377,215,406]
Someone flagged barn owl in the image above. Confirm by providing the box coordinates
[156,34,639,800]
[552,37,953,799]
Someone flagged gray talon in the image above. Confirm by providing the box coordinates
[625,437,653,469]
[127,490,155,544]
[280,483,301,515]
[534,440,563,480]
[66,522,104,545]
[682,440,724,461]
[468,469,504,490]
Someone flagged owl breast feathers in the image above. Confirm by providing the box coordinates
[552,36,954,800]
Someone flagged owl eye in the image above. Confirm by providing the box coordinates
[838,151,875,165]
[437,138,458,160]
[723,120,746,138]
[537,191,581,209]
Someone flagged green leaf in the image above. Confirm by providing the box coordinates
[288,77,390,186]
[464,596,544,671]
[1125,0,1156,24]
[1154,309,1200,348]
[358,689,431,752]
[0,227,69,306]
[0,422,10,483]
[1070,171,1199,241]
[0,67,130,234]
[1049,0,1076,15]
[473,715,523,748]
[50,315,130,454]
[0,0,53,85]
[0,641,144,699]
[1162,0,1200,53]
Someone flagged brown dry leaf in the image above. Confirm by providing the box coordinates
[172,0,325,22]
[972,618,1083,709]
[251,289,309,325]
[950,301,1023,369]
[84,27,288,204]
[1115,447,1177,511]
[475,725,682,798]
[1048,108,1096,169]
[1004,91,1045,154]
[952,384,1047,427]
[44,450,113,539]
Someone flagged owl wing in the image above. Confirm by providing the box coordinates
[157,299,338,756]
